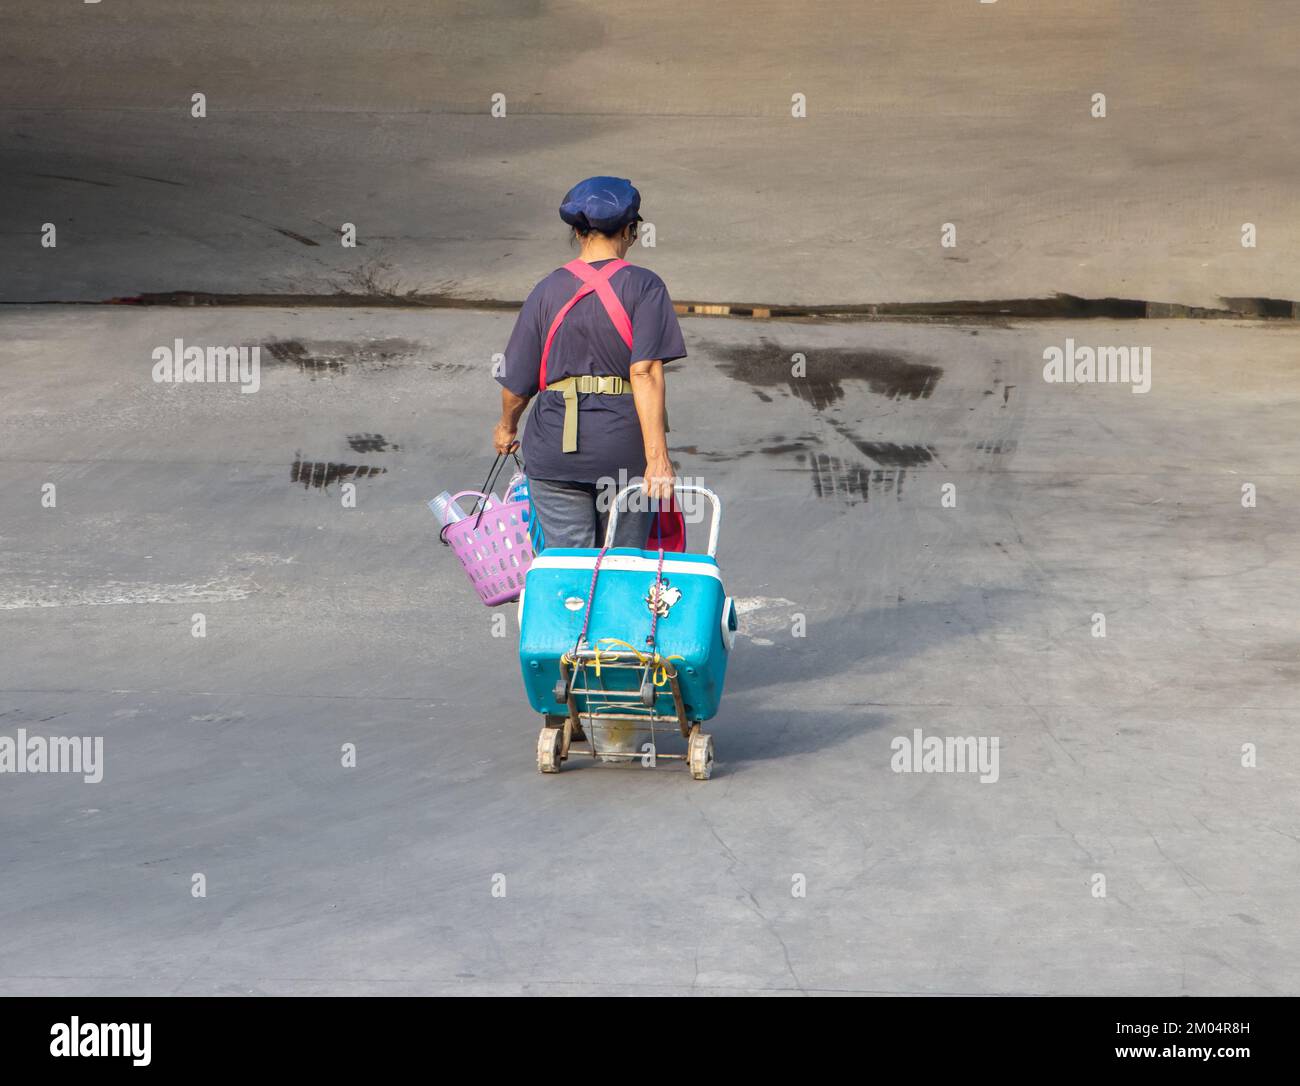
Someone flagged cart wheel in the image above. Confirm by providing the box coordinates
[552,679,568,705]
[537,725,563,774]
[546,713,584,742]
[640,677,656,708]
[687,728,714,781]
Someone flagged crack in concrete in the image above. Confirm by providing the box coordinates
[693,806,807,995]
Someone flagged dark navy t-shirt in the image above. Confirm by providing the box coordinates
[497,259,687,484]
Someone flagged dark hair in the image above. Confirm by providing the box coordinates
[568,219,639,245]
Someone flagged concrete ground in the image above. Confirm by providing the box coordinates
[4,0,1300,308]
[1,306,1297,995]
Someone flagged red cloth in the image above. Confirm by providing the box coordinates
[647,495,686,552]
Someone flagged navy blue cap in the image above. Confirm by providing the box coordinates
[559,176,641,233]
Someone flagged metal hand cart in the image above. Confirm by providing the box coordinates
[523,484,736,780]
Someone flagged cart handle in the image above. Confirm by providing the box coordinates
[603,483,722,558]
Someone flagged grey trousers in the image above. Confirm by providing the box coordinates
[528,477,654,550]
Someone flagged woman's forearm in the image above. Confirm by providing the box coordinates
[629,359,674,497]
[499,387,529,427]
[629,359,667,460]
[493,387,530,453]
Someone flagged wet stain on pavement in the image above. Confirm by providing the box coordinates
[809,455,906,503]
[347,433,399,453]
[696,340,964,505]
[708,339,943,406]
[263,338,422,378]
[827,421,935,466]
[266,340,346,377]
[668,445,753,462]
[849,441,933,467]
[810,454,870,502]
[817,419,933,466]
[290,457,387,490]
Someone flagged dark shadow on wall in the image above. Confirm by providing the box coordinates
[0,2,608,299]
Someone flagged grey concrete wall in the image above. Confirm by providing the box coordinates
[3,1,1298,306]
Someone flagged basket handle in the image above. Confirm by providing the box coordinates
[447,489,489,511]
[471,450,522,529]
[438,490,491,545]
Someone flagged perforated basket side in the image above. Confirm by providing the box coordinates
[444,499,536,605]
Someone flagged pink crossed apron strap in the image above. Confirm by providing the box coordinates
[537,258,632,390]
[565,258,633,348]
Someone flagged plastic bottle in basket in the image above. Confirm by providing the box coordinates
[430,491,504,526]
[428,490,467,527]
[506,472,529,506]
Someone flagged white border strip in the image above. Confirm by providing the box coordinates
[529,555,722,583]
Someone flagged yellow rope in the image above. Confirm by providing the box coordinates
[562,639,684,687]
[594,638,684,686]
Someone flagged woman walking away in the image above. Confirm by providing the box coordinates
[492,176,686,549]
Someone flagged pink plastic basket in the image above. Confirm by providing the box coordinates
[442,490,536,606]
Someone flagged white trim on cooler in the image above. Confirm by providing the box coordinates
[527,554,723,583]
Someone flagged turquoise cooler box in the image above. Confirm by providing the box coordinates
[517,489,737,722]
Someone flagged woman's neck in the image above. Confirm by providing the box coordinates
[578,235,625,263]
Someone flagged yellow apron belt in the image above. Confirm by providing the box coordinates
[547,375,632,453]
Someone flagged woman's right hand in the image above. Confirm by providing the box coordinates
[492,421,518,456]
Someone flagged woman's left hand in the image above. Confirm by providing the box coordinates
[643,453,676,500]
